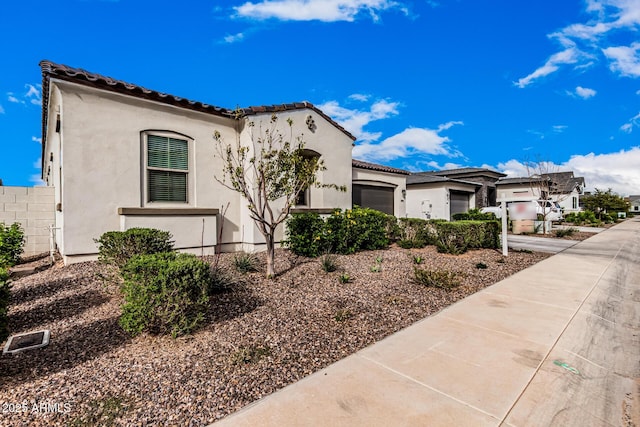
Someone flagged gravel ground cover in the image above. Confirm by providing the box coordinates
[1,245,548,426]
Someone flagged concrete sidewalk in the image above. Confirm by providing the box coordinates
[213,219,640,427]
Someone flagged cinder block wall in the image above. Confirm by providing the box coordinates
[0,186,56,256]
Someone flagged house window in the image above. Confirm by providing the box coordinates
[572,197,577,210]
[294,149,321,207]
[147,134,189,202]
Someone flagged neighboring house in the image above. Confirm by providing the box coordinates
[408,168,506,209]
[351,159,409,217]
[542,172,585,213]
[495,172,585,213]
[406,174,481,220]
[629,195,640,214]
[40,61,354,264]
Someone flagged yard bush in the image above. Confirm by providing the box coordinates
[412,267,460,289]
[564,211,597,225]
[285,212,326,257]
[286,207,389,256]
[326,207,390,254]
[119,252,210,338]
[451,208,496,221]
[0,222,25,268]
[433,220,500,254]
[0,268,10,342]
[396,218,438,248]
[95,228,174,269]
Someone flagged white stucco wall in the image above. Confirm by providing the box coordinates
[351,167,407,218]
[496,184,543,202]
[406,183,477,221]
[43,80,352,263]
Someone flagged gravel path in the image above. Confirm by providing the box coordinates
[0,246,548,426]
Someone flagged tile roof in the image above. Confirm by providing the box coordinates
[39,60,356,165]
[352,159,411,175]
[496,177,549,185]
[407,174,482,186]
[414,167,506,178]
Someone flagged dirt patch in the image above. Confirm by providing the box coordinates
[0,246,548,426]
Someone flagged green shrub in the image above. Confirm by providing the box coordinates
[564,211,597,225]
[209,265,243,294]
[320,253,338,272]
[338,273,351,284]
[413,254,424,264]
[413,268,460,289]
[452,208,496,221]
[325,207,390,254]
[475,262,488,269]
[0,222,25,268]
[230,344,272,365]
[233,252,259,273]
[396,218,436,248]
[286,207,389,257]
[0,268,10,342]
[119,252,210,338]
[284,212,326,257]
[95,228,174,269]
[554,227,578,238]
[434,221,500,254]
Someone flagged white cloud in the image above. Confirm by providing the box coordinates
[0,104,4,114]
[515,47,585,88]
[317,98,399,141]
[234,0,407,22]
[353,123,462,162]
[348,93,370,102]
[620,112,640,132]
[7,84,42,106]
[32,136,42,144]
[25,84,42,106]
[516,0,640,86]
[603,42,640,77]
[29,174,46,186]
[224,32,245,43]
[553,125,568,132]
[496,146,640,196]
[575,86,597,99]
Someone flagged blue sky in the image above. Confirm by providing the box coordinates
[1,0,639,195]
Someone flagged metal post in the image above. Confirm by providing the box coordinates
[500,196,508,256]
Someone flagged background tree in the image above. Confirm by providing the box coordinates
[581,188,629,219]
[524,159,575,234]
[214,113,345,278]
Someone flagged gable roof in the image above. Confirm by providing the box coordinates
[39,60,356,158]
[415,167,506,179]
[407,174,482,186]
[352,159,411,175]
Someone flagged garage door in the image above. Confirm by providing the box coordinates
[450,191,470,217]
[353,184,394,215]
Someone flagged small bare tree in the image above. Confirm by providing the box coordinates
[214,113,345,278]
[524,159,576,234]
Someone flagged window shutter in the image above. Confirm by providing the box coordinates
[149,170,187,202]
[148,135,188,170]
[147,135,189,202]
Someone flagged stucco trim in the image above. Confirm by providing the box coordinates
[118,207,219,216]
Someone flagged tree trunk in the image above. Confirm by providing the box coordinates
[265,233,276,279]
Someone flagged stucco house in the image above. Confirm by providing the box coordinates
[404,167,506,220]
[628,195,640,214]
[405,174,480,220]
[40,61,359,264]
[495,172,585,213]
[351,160,409,217]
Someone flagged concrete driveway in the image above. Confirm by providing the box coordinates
[212,218,640,427]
